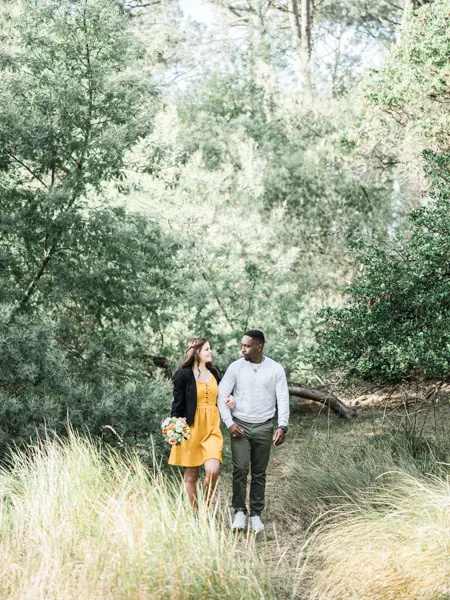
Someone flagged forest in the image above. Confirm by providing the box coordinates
[0,0,449,598]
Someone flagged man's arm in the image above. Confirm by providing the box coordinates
[217,364,237,428]
[272,366,290,446]
[275,365,290,427]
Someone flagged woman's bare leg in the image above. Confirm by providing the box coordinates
[203,459,221,505]
[184,467,200,507]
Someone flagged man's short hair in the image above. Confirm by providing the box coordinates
[244,329,265,345]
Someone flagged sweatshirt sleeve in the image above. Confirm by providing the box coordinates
[217,363,237,428]
[275,365,290,427]
[170,370,186,418]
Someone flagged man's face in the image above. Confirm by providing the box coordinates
[241,335,263,361]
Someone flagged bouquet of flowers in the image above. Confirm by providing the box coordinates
[161,416,191,446]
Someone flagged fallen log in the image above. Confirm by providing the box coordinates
[288,384,357,419]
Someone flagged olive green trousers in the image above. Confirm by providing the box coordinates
[230,417,274,516]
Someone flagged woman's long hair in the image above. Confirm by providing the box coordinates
[180,337,221,381]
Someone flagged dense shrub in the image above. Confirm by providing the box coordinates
[0,313,172,461]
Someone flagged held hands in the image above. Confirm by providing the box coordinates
[272,427,286,446]
[228,423,244,439]
[225,394,235,409]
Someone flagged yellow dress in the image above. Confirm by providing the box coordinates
[169,376,223,467]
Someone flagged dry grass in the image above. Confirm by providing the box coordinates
[265,407,450,599]
[2,409,450,600]
[307,474,450,600]
[0,434,271,600]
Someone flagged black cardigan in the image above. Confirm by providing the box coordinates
[170,367,220,426]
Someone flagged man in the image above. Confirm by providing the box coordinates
[218,329,289,533]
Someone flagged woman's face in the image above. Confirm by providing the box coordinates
[198,342,213,363]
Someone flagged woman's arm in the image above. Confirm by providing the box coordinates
[170,369,187,417]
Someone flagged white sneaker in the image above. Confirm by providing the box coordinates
[232,510,247,530]
[250,515,265,533]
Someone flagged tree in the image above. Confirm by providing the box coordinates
[311,0,450,383]
[286,0,311,89]
[209,0,403,93]
[0,0,158,316]
[0,0,180,456]
[359,0,449,204]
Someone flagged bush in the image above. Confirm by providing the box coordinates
[312,151,450,382]
[0,312,173,462]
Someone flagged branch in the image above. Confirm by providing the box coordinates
[229,15,252,24]
[123,0,162,10]
[6,151,48,188]
[11,246,55,315]
[268,0,289,13]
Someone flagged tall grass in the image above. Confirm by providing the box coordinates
[308,474,450,600]
[272,411,450,599]
[0,434,270,600]
[278,425,450,524]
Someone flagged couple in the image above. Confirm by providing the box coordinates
[169,329,290,533]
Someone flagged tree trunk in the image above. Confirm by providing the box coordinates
[287,0,303,81]
[289,384,357,419]
[287,0,312,90]
[300,0,311,71]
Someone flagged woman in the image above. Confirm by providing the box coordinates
[169,337,234,507]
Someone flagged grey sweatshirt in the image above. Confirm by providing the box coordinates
[217,356,290,428]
